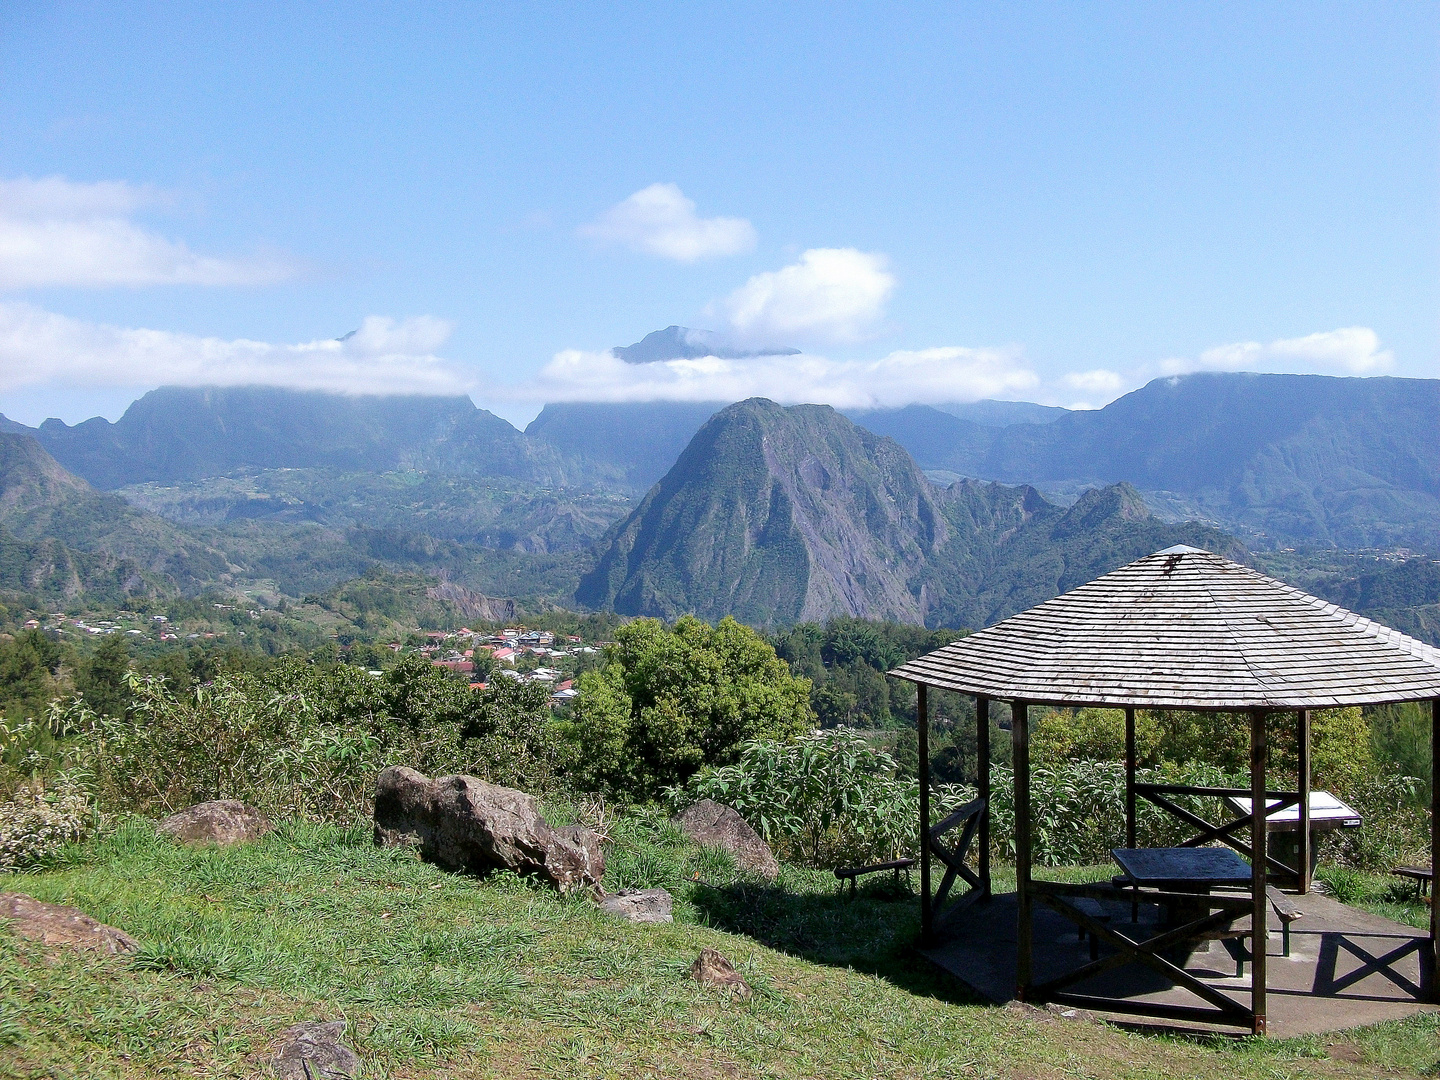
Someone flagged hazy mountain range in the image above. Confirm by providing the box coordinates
[850,373,1440,549]
[0,350,1436,637]
[7,370,1436,550]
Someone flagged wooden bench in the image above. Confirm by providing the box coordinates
[1214,888,1305,976]
[1393,865,1432,899]
[834,858,915,897]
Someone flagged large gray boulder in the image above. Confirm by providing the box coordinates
[157,800,273,846]
[373,766,603,894]
[674,799,779,880]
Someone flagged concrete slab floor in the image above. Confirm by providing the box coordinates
[921,889,1435,1037]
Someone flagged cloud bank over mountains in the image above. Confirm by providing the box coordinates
[0,304,468,396]
[0,295,1401,414]
[1163,326,1394,377]
[515,342,1037,409]
[1054,327,1397,409]
[0,176,295,289]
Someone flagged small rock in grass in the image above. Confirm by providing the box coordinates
[673,800,779,880]
[0,892,138,954]
[157,800,273,846]
[599,888,673,923]
[272,1020,362,1079]
[691,947,751,998]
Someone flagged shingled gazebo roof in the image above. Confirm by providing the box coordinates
[889,546,1440,709]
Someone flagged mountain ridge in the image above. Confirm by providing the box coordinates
[846,373,1440,548]
[579,399,1245,628]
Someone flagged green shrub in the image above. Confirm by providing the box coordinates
[974,760,1238,866]
[679,737,1247,869]
[560,616,814,801]
[1369,702,1432,797]
[1324,772,1429,871]
[674,728,942,867]
[1032,708,1160,765]
[58,655,559,822]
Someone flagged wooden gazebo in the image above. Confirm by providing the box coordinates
[889,545,1440,1035]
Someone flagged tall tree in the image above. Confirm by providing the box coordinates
[563,615,814,799]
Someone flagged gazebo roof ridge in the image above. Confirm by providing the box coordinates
[890,546,1440,709]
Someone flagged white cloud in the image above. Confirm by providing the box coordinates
[0,176,295,289]
[0,303,467,395]
[714,248,894,346]
[578,183,756,262]
[1062,368,1126,396]
[1161,326,1393,377]
[1054,368,1128,409]
[505,343,1036,410]
[1036,326,1398,411]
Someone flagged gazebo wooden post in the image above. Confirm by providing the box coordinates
[977,695,991,896]
[918,683,931,942]
[1297,709,1311,894]
[1250,707,1269,1035]
[1124,707,1137,849]
[1014,700,1032,999]
[1430,697,1439,999]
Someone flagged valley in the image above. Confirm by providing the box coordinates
[0,366,1436,650]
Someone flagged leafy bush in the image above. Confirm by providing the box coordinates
[1032,708,1160,765]
[561,616,814,800]
[1030,705,1375,791]
[1324,772,1429,871]
[0,777,94,870]
[674,728,946,867]
[678,735,1249,869]
[1369,701,1432,797]
[973,761,1239,866]
[60,655,559,822]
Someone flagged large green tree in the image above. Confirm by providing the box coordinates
[77,633,132,718]
[563,615,814,800]
[0,629,65,720]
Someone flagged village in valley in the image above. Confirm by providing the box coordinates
[417,625,601,701]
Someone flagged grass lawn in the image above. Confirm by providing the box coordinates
[2,814,1438,1079]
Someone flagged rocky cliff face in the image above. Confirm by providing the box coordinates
[578,399,949,625]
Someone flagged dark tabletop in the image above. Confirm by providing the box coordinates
[1112,846,1253,889]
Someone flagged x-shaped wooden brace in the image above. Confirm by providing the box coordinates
[1137,784,1300,880]
[1032,885,1254,1024]
[929,797,986,926]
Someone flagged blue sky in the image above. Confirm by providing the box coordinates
[0,2,1435,427]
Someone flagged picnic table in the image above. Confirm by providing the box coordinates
[1111,846,1253,927]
